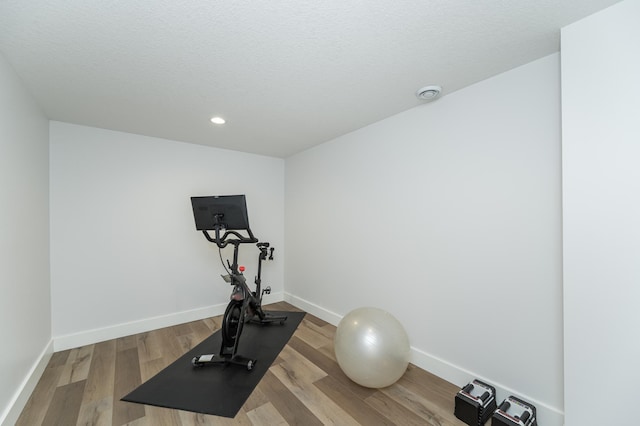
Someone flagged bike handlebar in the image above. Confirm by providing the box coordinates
[202,227,258,248]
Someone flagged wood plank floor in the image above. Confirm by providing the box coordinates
[17,302,465,425]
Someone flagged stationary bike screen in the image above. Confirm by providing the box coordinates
[191,195,250,231]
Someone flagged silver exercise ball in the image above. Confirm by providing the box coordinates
[334,307,410,388]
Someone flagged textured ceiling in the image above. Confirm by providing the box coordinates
[0,0,621,158]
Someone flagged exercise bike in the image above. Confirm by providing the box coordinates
[189,195,287,370]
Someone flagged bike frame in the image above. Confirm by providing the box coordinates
[192,224,286,370]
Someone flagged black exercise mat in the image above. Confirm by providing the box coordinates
[122,310,305,418]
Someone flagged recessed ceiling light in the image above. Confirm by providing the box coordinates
[415,85,442,101]
[210,116,226,125]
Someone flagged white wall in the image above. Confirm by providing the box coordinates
[0,53,51,424]
[562,1,640,425]
[285,54,563,424]
[50,122,284,348]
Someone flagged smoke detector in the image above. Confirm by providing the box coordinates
[416,85,442,101]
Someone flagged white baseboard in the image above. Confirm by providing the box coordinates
[53,291,285,351]
[284,292,564,426]
[284,292,343,325]
[53,304,226,351]
[410,347,564,426]
[1,340,54,426]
